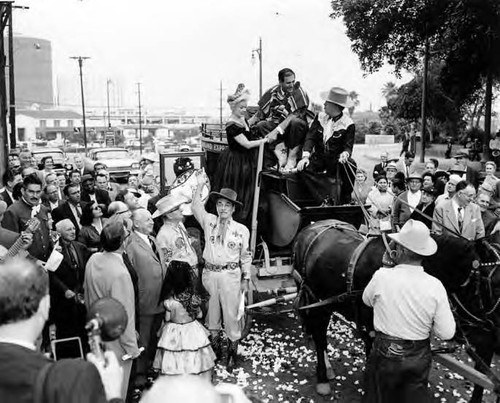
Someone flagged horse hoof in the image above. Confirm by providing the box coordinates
[326,367,336,380]
[316,382,332,396]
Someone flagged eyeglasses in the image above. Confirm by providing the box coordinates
[117,209,130,215]
[460,192,475,199]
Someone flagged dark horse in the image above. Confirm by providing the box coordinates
[293,219,500,402]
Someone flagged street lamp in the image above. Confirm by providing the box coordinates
[251,37,263,99]
[106,78,112,129]
[70,56,90,153]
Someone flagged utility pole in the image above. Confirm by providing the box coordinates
[106,79,111,128]
[70,56,90,153]
[419,40,429,163]
[219,80,223,130]
[137,82,142,155]
[252,38,263,99]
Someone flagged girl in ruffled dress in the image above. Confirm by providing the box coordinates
[153,260,215,380]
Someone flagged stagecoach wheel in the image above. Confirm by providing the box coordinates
[240,289,254,340]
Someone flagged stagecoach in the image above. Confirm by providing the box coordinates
[160,123,366,302]
[158,123,500,400]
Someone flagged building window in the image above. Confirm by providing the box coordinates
[54,120,60,127]
[68,120,73,127]
[40,120,46,128]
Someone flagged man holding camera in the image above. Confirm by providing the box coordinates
[0,256,123,403]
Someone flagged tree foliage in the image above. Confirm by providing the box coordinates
[330,0,500,106]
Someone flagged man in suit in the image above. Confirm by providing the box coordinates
[0,169,22,207]
[372,152,389,180]
[81,174,112,213]
[397,151,416,178]
[74,155,87,176]
[68,170,82,186]
[42,184,64,212]
[50,219,91,343]
[52,183,88,237]
[2,175,52,262]
[433,180,485,240]
[392,173,422,231]
[95,172,120,202]
[84,221,141,400]
[0,256,124,403]
[454,149,481,189]
[124,208,166,388]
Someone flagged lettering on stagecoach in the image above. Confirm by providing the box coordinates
[201,139,228,152]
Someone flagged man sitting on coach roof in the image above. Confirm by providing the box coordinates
[0,256,123,403]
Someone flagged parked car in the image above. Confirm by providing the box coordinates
[85,147,140,182]
[31,147,67,175]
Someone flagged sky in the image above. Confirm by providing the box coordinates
[14,0,412,117]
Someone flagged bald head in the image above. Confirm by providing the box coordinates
[132,208,154,236]
[56,219,76,241]
[140,375,220,403]
[0,257,48,326]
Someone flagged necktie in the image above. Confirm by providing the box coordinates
[458,207,464,232]
[149,238,161,261]
[76,204,82,218]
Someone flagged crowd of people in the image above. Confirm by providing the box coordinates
[0,142,255,402]
[0,65,499,403]
[353,148,500,240]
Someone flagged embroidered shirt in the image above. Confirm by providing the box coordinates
[194,211,251,279]
[156,221,198,267]
[363,265,455,340]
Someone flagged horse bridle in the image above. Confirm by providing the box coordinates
[452,240,500,330]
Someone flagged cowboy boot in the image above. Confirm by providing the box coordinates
[283,145,301,171]
[274,142,288,168]
[226,339,240,371]
[210,331,222,362]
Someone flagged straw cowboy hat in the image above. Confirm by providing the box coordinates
[209,188,243,208]
[388,219,437,256]
[152,193,190,218]
[320,87,350,108]
[386,162,398,171]
[140,153,159,164]
[406,173,423,182]
[453,149,470,159]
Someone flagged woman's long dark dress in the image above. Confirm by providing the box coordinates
[213,120,257,225]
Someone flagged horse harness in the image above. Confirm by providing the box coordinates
[452,240,500,331]
[297,235,373,311]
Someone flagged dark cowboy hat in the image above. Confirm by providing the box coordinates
[421,185,438,197]
[209,188,243,208]
[434,170,450,180]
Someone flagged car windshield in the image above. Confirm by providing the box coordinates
[95,150,129,159]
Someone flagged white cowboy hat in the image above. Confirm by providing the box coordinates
[388,219,437,256]
[320,87,350,108]
[386,161,398,171]
[152,193,190,219]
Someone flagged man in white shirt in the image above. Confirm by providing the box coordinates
[362,219,455,403]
